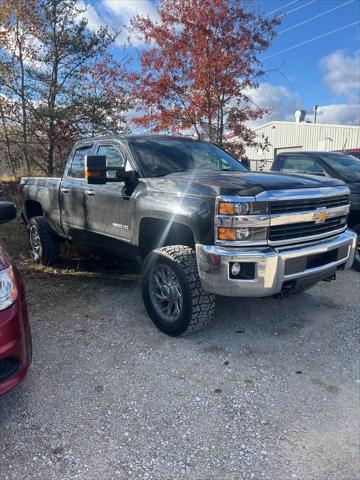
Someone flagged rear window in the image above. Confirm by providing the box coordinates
[282,156,325,175]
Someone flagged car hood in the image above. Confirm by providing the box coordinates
[154,171,346,197]
[0,241,11,271]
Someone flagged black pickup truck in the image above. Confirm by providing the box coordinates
[20,136,357,336]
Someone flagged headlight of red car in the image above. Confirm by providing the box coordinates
[0,266,18,310]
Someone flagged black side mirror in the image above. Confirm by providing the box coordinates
[85,155,139,189]
[85,155,107,185]
[0,202,17,225]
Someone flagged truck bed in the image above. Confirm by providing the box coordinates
[20,177,63,235]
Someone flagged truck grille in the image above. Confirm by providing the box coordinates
[270,195,349,214]
[269,216,347,242]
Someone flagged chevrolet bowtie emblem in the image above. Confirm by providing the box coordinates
[313,209,330,224]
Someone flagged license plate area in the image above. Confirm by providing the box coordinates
[284,245,349,275]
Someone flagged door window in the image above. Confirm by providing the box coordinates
[282,156,325,175]
[68,145,93,179]
[97,144,126,179]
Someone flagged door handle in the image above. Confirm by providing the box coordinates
[85,190,96,196]
[61,188,69,193]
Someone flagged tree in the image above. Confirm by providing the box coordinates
[0,0,132,176]
[70,55,132,138]
[131,0,280,157]
[29,0,117,175]
[0,0,40,173]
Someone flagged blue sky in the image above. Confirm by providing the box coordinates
[79,0,360,126]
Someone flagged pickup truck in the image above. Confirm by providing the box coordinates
[271,151,360,271]
[20,135,357,336]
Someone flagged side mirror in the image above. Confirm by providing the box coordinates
[0,202,17,225]
[85,155,107,185]
[85,155,139,189]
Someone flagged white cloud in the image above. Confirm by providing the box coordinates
[320,49,360,103]
[245,83,359,127]
[103,0,158,21]
[77,1,105,31]
[306,103,360,126]
[76,0,159,46]
[245,83,303,127]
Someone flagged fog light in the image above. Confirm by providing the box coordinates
[231,262,242,276]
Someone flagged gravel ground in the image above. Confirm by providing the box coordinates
[0,266,359,480]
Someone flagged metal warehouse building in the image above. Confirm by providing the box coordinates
[244,112,360,171]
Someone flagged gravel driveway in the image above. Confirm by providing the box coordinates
[0,266,359,480]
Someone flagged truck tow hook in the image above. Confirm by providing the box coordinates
[324,274,336,283]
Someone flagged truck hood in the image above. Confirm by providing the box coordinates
[159,171,346,197]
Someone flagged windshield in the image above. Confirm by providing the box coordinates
[128,138,247,177]
[321,153,360,182]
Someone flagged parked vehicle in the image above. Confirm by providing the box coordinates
[271,151,360,271]
[0,202,31,396]
[335,149,360,160]
[20,136,357,336]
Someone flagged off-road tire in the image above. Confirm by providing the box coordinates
[142,245,216,336]
[352,224,360,272]
[28,216,60,265]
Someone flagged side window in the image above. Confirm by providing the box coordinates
[97,144,126,179]
[282,156,325,175]
[68,145,93,179]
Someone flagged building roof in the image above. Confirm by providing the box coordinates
[252,121,360,131]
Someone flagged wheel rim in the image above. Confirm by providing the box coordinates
[29,225,41,260]
[149,264,183,323]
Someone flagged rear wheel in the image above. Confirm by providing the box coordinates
[352,224,360,272]
[28,216,60,266]
[142,245,215,336]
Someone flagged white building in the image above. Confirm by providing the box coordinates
[244,111,360,171]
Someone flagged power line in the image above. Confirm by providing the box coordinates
[279,0,355,35]
[285,0,318,16]
[262,20,360,60]
[266,0,299,17]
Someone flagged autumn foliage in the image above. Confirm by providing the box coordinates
[131,0,280,157]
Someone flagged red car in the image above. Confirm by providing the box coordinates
[0,202,31,396]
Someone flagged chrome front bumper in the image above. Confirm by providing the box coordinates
[196,229,357,297]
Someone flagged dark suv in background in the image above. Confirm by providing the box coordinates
[271,151,360,271]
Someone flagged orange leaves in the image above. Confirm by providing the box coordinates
[130,0,280,148]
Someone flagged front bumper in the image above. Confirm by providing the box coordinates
[196,229,357,297]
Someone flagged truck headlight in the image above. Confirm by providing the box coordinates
[218,201,268,215]
[218,227,268,241]
[0,267,18,311]
[216,198,270,243]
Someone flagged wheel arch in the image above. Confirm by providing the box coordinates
[25,200,43,220]
[138,217,195,258]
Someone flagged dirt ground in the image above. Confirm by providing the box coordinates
[0,185,359,480]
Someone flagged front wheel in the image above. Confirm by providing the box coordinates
[142,245,216,336]
[28,216,60,266]
[352,224,360,272]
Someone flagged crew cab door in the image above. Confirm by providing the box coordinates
[84,140,135,243]
[60,142,94,237]
[277,155,327,176]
